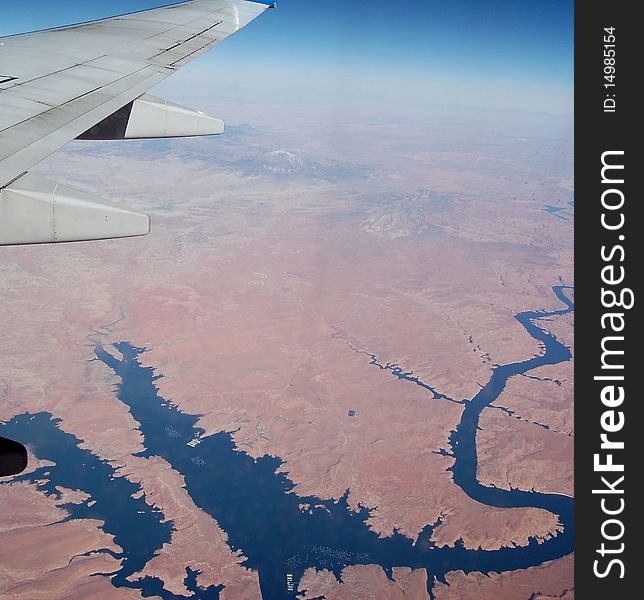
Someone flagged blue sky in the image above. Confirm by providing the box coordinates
[1,1,573,116]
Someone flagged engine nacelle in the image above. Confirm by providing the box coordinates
[78,94,224,140]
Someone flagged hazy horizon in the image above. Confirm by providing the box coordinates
[1,0,573,118]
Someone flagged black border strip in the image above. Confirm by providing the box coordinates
[575,1,640,596]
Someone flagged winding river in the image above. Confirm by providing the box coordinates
[1,285,574,598]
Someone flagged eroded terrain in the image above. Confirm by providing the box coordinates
[1,105,573,598]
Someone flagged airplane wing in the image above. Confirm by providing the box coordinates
[0,0,274,246]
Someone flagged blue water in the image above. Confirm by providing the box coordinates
[1,285,574,598]
[543,205,570,221]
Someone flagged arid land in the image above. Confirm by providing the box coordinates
[1,105,573,598]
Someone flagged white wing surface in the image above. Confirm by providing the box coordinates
[0,0,273,244]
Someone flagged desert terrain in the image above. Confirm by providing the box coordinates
[1,101,573,598]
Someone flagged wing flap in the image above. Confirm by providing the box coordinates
[0,59,149,119]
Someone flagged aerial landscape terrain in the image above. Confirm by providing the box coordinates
[0,96,573,599]
[0,1,574,597]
